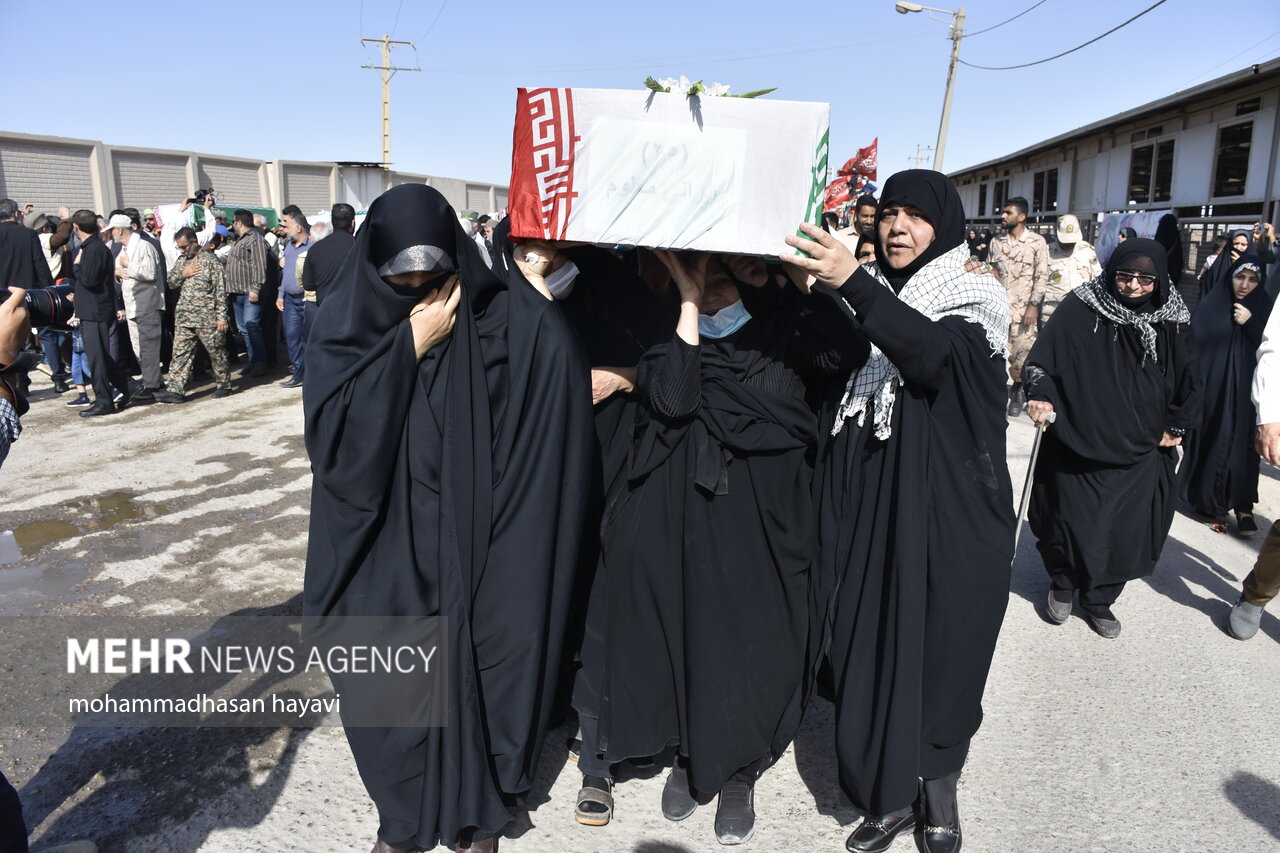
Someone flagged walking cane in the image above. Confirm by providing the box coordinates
[1014,411,1056,553]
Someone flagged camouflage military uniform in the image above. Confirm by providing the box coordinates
[990,228,1049,382]
[165,250,231,394]
[1044,240,1101,322]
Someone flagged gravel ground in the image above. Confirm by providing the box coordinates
[1,367,1277,853]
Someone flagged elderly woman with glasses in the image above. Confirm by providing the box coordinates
[1023,238,1201,639]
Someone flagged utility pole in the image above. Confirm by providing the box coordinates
[933,6,965,173]
[909,145,935,168]
[360,33,420,169]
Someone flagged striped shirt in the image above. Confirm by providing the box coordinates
[224,228,268,295]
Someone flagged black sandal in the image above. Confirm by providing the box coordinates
[575,775,613,826]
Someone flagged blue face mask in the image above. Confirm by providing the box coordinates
[698,299,752,339]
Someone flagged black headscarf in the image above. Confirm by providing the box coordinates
[1154,214,1184,290]
[1203,229,1254,297]
[872,169,965,292]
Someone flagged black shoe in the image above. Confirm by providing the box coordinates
[1045,588,1072,625]
[661,764,698,822]
[846,812,917,853]
[1006,382,1024,417]
[280,377,303,388]
[920,808,963,853]
[714,780,755,845]
[52,377,70,393]
[79,400,116,418]
[1236,511,1258,536]
[240,363,267,378]
[153,390,185,404]
[1084,607,1121,639]
[212,387,234,399]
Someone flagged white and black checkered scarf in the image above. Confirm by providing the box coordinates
[832,242,1010,438]
[1072,275,1190,366]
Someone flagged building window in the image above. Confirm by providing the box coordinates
[1128,140,1175,204]
[1213,121,1253,197]
[1128,145,1153,204]
[1033,168,1059,212]
[992,179,1009,213]
[978,183,988,216]
[1153,140,1173,203]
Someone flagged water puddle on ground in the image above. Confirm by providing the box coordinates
[0,492,169,622]
[0,491,169,566]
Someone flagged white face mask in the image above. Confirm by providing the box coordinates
[545,260,580,300]
[697,299,751,339]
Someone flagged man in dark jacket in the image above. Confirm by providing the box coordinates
[0,198,54,290]
[300,203,355,308]
[71,209,132,417]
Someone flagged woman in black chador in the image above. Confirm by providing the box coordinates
[1024,238,1200,639]
[1181,255,1271,533]
[570,250,867,845]
[783,169,1015,853]
[302,184,593,853]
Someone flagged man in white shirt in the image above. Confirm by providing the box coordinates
[109,213,164,399]
[1229,302,1280,640]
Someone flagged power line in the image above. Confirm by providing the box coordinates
[1167,31,1280,93]
[958,0,1170,70]
[965,0,1048,38]
[391,0,407,38]
[412,0,449,44]
[417,28,938,75]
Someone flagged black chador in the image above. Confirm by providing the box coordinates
[1025,238,1200,609]
[813,170,1015,823]
[1181,254,1272,519]
[575,269,867,794]
[302,185,593,851]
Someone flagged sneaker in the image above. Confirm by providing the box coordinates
[153,390,185,404]
[1084,607,1122,639]
[1045,588,1072,625]
[714,780,756,845]
[1227,595,1264,640]
[212,387,234,399]
[65,393,91,408]
[1235,511,1258,536]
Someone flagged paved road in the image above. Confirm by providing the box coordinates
[2,369,1277,852]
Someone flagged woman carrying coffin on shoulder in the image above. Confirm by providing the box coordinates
[570,247,868,845]
[782,170,1015,853]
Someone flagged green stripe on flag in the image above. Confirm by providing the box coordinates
[794,127,830,257]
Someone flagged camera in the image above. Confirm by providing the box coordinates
[2,284,76,329]
[192,188,217,207]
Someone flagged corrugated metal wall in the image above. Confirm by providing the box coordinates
[112,151,188,211]
[282,165,332,216]
[198,159,263,206]
[0,139,95,211]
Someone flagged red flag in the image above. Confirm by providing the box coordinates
[823,178,852,212]
[837,138,878,181]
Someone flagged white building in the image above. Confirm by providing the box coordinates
[948,58,1280,273]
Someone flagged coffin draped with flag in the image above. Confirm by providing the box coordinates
[508,87,830,255]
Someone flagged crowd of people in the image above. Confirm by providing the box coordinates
[1,173,1278,853]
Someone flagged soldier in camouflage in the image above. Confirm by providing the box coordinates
[154,227,232,403]
[1044,214,1102,323]
[989,196,1048,415]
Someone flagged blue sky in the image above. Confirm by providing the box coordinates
[2,0,1276,188]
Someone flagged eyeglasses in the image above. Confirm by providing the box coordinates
[1115,271,1157,286]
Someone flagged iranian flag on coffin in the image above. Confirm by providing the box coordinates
[509,87,830,255]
